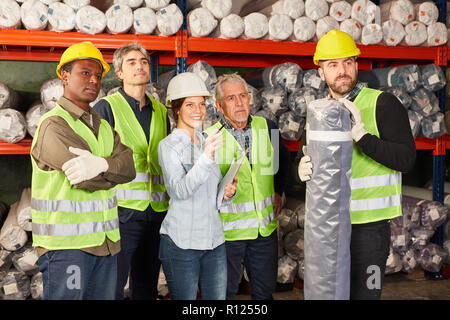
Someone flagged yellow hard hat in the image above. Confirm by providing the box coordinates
[313,29,361,66]
[56,41,110,79]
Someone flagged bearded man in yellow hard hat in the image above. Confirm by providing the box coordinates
[298,30,416,300]
[30,41,136,300]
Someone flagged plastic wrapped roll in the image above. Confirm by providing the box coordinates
[421,111,445,139]
[294,202,305,228]
[145,0,171,10]
[278,111,305,141]
[105,4,133,34]
[351,0,379,27]
[303,69,326,92]
[30,272,43,300]
[11,243,39,276]
[316,86,330,99]
[410,87,440,118]
[304,0,328,22]
[146,82,166,103]
[297,259,305,280]
[75,5,106,34]
[243,12,269,39]
[132,7,157,34]
[416,243,446,273]
[304,98,352,300]
[390,226,411,253]
[187,7,217,37]
[420,200,448,230]
[186,60,217,93]
[361,23,383,45]
[20,0,48,30]
[0,82,19,110]
[201,0,231,20]
[0,203,27,252]
[278,208,297,236]
[260,87,288,117]
[271,0,304,20]
[155,4,183,36]
[277,255,298,284]
[397,196,421,231]
[0,248,13,280]
[340,18,362,42]
[382,19,405,46]
[385,247,402,274]
[218,14,244,39]
[264,62,303,93]
[379,86,411,109]
[114,0,143,9]
[358,64,420,93]
[16,187,32,232]
[40,78,64,110]
[415,1,438,26]
[420,64,446,92]
[0,0,20,29]
[401,248,417,273]
[292,16,315,42]
[284,229,304,261]
[411,226,434,250]
[427,22,447,47]
[0,269,30,300]
[0,109,27,144]
[247,84,262,115]
[288,87,317,117]
[268,14,293,41]
[316,16,339,40]
[329,1,351,22]
[380,0,414,26]
[403,21,427,46]
[63,0,91,12]
[47,2,76,32]
[254,109,278,124]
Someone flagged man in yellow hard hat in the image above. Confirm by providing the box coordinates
[31,41,136,300]
[298,30,416,299]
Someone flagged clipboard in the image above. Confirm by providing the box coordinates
[217,148,247,204]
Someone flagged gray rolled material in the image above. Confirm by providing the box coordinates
[0,268,30,300]
[288,87,317,117]
[284,228,304,261]
[304,98,352,300]
[411,226,434,250]
[420,200,448,230]
[30,272,43,300]
[297,259,305,280]
[390,225,411,253]
[303,69,327,91]
[401,248,417,273]
[277,255,298,284]
[0,82,19,110]
[187,60,217,93]
[416,243,446,273]
[378,86,412,109]
[358,64,421,93]
[0,202,28,252]
[407,110,422,138]
[278,208,298,236]
[391,196,421,231]
[254,109,278,124]
[0,109,27,144]
[247,84,262,115]
[420,64,446,92]
[263,62,303,93]
[40,78,63,110]
[421,111,445,139]
[16,187,32,232]
[278,111,305,141]
[295,202,305,228]
[260,87,288,118]
[385,247,402,274]
[0,248,13,280]
[11,242,39,276]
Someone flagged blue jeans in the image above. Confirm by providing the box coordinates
[38,249,117,300]
[225,231,278,300]
[159,234,227,300]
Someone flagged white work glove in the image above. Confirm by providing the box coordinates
[298,145,312,182]
[339,98,368,142]
[62,147,109,185]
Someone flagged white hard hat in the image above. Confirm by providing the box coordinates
[166,72,211,107]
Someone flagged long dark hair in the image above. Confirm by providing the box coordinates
[170,97,186,123]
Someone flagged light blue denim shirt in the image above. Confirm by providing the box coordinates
[158,128,232,250]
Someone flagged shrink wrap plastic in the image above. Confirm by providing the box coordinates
[403,21,427,46]
[0,82,19,110]
[16,188,32,232]
[278,110,305,140]
[278,208,297,236]
[316,16,339,40]
[20,0,48,30]
[401,248,417,273]
[156,4,183,36]
[48,2,76,32]
[358,64,420,93]
[0,109,26,143]
[340,18,362,42]
[63,0,91,12]
[247,84,262,115]
[329,1,351,22]
[410,87,440,117]
[243,12,269,39]
[11,243,39,276]
[427,22,447,47]
[380,0,414,26]
[0,0,21,29]
[416,243,447,273]
[0,268,30,300]
[304,98,352,300]
[287,87,317,117]
[132,7,157,34]
[186,60,217,93]
[187,7,217,37]
[378,86,412,109]
[292,16,315,42]
[30,272,42,300]
[361,23,383,45]
[254,109,278,124]
[270,0,304,20]
[382,19,405,46]
[351,0,379,26]
[75,5,106,34]
[414,1,438,26]
[303,69,326,92]
[0,248,13,280]
[105,4,133,34]
[304,0,328,22]
[0,203,28,252]
[385,247,402,274]
[284,228,304,261]
[40,78,64,110]
[420,64,446,92]
[260,87,288,117]
[201,0,232,20]
[217,14,244,39]
[268,14,293,41]
[408,109,422,138]
[421,111,446,139]
[277,255,298,284]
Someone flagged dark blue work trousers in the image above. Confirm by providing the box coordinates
[225,231,278,300]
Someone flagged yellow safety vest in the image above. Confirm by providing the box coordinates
[205,116,277,241]
[103,92,169,212]
[351,87,402,224]
[31,104,120,250]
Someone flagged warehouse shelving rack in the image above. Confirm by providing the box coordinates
[0,0,448,276]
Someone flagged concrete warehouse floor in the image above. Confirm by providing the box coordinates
[235,268,450,300]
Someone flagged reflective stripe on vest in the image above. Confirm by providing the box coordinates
[351,195,401,212]
[33,218,119,237]
[351,173,401,190]
[115,189,169,202]
[220,194,274,214]
[223,212,276,232]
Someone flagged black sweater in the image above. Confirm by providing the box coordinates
[298,92,416,173]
